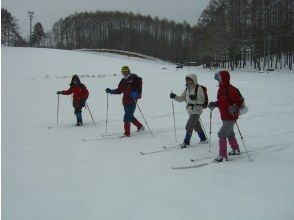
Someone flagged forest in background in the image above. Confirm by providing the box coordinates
[2,0,294,69]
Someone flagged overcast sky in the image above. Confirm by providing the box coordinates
[2,0,210,38]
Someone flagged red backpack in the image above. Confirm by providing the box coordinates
[226,86,248,115]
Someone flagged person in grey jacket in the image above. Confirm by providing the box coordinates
[170,74,208,148]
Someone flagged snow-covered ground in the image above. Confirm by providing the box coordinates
[2,46,294,220]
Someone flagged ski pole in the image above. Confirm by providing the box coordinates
[171,93,177,142]
[135,101,153,137]
[235,121,253,162]
[209,108,213,152]
[57,94,60,125]
[85,102,96,127]
[105,93,109,133]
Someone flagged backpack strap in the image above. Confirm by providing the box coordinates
[195,84,199,99]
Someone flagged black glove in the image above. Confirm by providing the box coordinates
[208,101,217,109]
[106,88,114,94]
[189,95,196,100]
[57,91,62,95]
[80,99,86,108]
[170,93,176,99]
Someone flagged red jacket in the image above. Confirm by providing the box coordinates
[216,71,242,121]
[62,83,89,108]
[113,74,142,106]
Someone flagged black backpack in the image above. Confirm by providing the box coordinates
[195,85,208,109]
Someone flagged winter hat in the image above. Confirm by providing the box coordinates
[121,65,130,73]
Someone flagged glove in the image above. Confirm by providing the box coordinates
[130,91,138,99]
[105,88,114,94]
[57,91,62,95]
[208,101,217,109]
[80,99,86,108]
[170,93,176,99]
[228,104,238,114]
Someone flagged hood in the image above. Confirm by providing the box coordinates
[186,73,198,85]
[215,70,230,86]
[70,75,81,86]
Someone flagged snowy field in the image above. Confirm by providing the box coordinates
[2,46,294,220]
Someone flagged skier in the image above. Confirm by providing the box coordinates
[208,70,242,162]
[170,74,208,148]
[57,75,89,126]
[105,66,144,137]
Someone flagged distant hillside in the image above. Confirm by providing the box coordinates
[79,49,158,61]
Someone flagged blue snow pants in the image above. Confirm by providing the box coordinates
[123,104,137,122]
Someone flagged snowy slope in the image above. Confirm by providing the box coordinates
[2,46,294,220]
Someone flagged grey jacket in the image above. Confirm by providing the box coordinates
[174,74,206,116]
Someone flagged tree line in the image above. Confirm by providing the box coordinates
[2,0,294,69]
[1,8,26,46]
[51,11,193,62]
[50,0,294,69]
[1,8,46,47]
[195,0,294,70]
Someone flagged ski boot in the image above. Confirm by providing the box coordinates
[199,139,208,144]
[214,156,228,162]
[179,143,190,149]
[180,132,192,148]
[120,134,130,138]
[137,125,145,132]
[228,149,240,155]
[75,122,83,126]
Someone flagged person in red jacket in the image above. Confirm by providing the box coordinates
[105,66,144,137]
[57,75,89,126]
[208,70,242,162]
